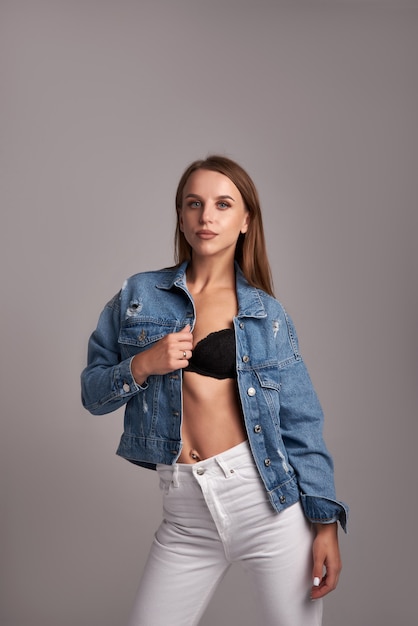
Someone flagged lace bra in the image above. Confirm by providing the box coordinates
[184,328,236,380]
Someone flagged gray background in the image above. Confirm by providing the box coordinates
[1,1,417,625]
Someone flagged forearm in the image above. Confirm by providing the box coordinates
[311,522,342,599]
[81,356,143,415]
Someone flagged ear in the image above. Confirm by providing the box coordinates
[240,212,250,234]
[178,211,184,232]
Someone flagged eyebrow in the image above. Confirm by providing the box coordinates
[185,193,236,202]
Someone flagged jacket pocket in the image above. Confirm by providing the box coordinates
[118,318,180,357]
[254,366,282,428]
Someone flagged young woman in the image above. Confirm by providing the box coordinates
[81,155,348,626]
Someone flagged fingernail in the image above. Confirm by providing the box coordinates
[313,577,321,587]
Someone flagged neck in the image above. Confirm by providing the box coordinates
[186,255,236,292]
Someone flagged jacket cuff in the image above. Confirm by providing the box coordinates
[300,494,349,533]
[128,356,149,391]
[115,358,147,397]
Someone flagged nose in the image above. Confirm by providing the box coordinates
[199,202,215,224]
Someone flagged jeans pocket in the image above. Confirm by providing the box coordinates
[234,459,263,483]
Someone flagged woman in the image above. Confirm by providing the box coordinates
[81,155,348,626]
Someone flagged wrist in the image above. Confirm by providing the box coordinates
[131,354,149,386]
[313,522,338,536]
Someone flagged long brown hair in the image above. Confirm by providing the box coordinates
[174,155,274,297]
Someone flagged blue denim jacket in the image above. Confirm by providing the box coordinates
[81,262,348,531]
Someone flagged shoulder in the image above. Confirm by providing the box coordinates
[236,270,297,331]
[254,289,300,351]
[120,266,178,293]
[123,265,176,286]
[254,287,292,322]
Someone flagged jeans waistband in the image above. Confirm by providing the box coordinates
[157,440,252,484]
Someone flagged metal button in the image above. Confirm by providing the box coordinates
[279,495,286,504]
[264,458,271,467]
[122,383,130,393]
[196,468,205,476]
[247,387,256,397]
[239,322,244,329]
[254,425,262,433]
[242,355,250,363]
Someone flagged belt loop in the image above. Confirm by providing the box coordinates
[216,456,234,479]
[172,464,180,487]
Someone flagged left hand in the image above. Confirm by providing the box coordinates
[310,522,342,600]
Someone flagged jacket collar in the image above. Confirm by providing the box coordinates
[156,262,189,290]
[156,261,267,319]
[234,264,267,319]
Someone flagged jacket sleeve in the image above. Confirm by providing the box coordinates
[81,293,147,415]
[278,312,348,532]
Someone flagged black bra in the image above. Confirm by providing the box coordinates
[184,328,236,380]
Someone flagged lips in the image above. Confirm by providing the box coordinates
[196,230,217,239]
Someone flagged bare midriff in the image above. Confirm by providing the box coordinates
[177,371,247,463]
[177,273,247,463]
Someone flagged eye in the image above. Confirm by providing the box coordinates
[217,201,230,209]
[188,200,201,208]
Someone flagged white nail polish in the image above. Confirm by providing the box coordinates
[313,577,321,587]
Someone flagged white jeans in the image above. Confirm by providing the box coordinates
[127,441,323,626]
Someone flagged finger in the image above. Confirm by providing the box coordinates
[312,560,324,585]
[311,566,340,600]
[176,325,193,349]
[310,572,324,601]
[177,333,194,351]
[323,563,340,592]
[178,324,191,334]
[311,552,324,589]
[312,576,322,589]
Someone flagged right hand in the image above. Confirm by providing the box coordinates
[131,325,193,385]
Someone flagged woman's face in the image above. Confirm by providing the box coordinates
[179,169,249,262]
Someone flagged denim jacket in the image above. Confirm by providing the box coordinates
[81,262,348,531]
